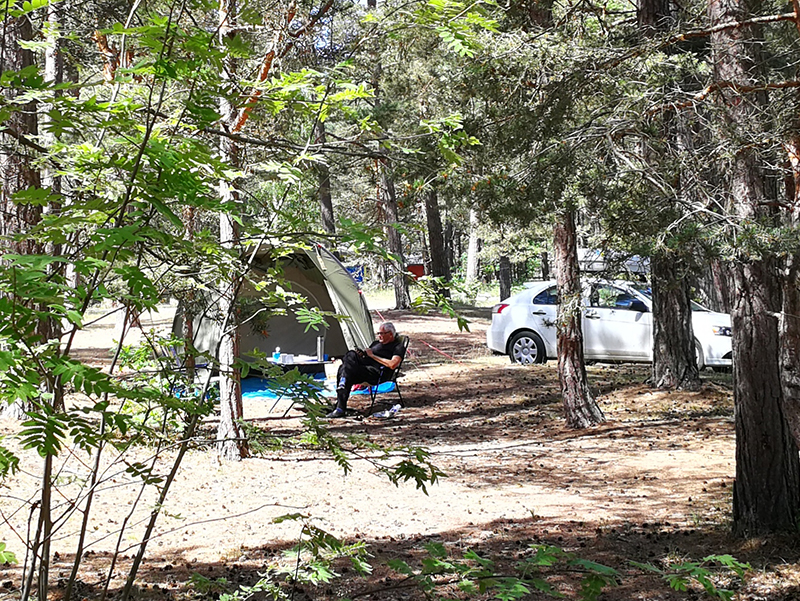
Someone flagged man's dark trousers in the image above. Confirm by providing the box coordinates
[334,350,381,411]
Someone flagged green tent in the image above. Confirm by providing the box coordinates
[174,243,374,363]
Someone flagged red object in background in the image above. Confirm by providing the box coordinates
[407,264,425,280]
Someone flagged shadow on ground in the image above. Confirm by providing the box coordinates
[42,518,800,601]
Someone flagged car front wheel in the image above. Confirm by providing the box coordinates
[695,340,705,371]
[508,331,546,365]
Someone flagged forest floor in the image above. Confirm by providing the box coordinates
[2,303,800,600]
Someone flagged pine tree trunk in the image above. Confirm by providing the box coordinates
[380,160,410,309]
[444,222,455,277]
[709,0,799,534]
[498,255,511,301]
[42,0,65,410]
[0,14,51,420]
[553,210,604,428]
[638,0,698,391]
[465,207,480,283]
[695,259,731,313]
[425,188,450,280]
[1,15,42,255]
[779,137,800,447]
[780,251,800,445]
[217,197,248,461]
[651,255,699,389]
[730,260,799,533]
[217,0,248,461]
[637,0,670,32]
[182,206,198,379]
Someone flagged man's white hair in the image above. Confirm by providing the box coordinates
[380,322,396,335]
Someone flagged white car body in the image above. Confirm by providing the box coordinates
[486,279,732,368]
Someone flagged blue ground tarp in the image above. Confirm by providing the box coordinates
[240,376,395,402]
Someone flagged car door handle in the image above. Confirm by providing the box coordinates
[531,310,547,315]
[585,311,600,319]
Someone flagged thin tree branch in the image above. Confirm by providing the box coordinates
[648,79,800,115]
[231,0,335,133]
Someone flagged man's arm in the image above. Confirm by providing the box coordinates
[365,348,402,370]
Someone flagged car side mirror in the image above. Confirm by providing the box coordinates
[629,299,649,313]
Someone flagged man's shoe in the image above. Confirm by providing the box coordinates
[326,408,346,419]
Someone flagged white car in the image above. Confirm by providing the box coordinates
[486,279,732,370]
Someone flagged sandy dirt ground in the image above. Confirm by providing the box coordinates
[2,303,797,600]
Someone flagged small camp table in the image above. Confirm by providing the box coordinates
[269,354,333,376]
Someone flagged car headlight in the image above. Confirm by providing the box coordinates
[712,325,732,337]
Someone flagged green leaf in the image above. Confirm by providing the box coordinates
[20,410,66,457]
[666,574,689,591]
[149,196,183,229]
[703,554,751,577]
[0,442,20,478]
[494,578,531,601]
[569,558,618,576]
[272,512,308,523]
[10,187,53,206]
[425,541,447,558]
[387,559,414,576]
[0,542,17,564]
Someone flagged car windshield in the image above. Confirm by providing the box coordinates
[630,283,709,312]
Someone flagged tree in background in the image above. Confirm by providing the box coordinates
[636,0,700,390]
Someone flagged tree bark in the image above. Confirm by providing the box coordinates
[217,0,249,461]
[540,250,550,280]
[637,0,671,33]
[780,250,800,447]
[314,121,336,237]
[217,195,248,461]
[425,188,450,281]
[498,255,511,301]
[709,0,799,534]
[1,15,42,256]
[779,137,800,448]
[695,259,731,313]
[444,222,455,277]
[1,15,59,599]
[465,207,480,283]
[730,260,799,534]
[553,210,604,428]
[651,255,700,389]
[181,207,198,379]
[0,14,61,423]
[380,160,410,309]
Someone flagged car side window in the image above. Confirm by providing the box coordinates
[532,286,559,305]
[590,285,625,309]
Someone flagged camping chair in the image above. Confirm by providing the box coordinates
[365,334,409,415]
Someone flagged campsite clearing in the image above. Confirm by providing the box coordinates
[2,304,799,600]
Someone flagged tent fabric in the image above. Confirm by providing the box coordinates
[173,243,374,364]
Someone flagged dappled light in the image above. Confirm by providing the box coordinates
[6,306,791,601]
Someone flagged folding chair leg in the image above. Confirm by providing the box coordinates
[395,385,403,408]
[366,387,377,415]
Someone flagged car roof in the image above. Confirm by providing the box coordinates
[502,278,648,303]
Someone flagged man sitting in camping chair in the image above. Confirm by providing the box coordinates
[326,322,406,418]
